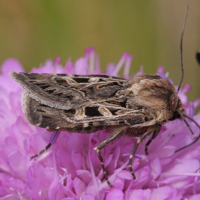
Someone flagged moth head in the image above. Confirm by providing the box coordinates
[169,98,185,121]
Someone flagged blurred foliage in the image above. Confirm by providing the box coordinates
[0,0,200,101]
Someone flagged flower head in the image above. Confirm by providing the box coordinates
[0,49,200,199]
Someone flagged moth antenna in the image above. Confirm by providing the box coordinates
[175,112,200,153]
[177,5,189,93]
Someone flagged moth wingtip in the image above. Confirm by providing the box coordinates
[9,71,16,76]
[9,71,19,79]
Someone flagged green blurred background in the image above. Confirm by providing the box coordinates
[0,1,200,102]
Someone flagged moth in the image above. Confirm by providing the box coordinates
[10,6,199,188]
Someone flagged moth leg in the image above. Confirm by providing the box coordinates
[94,126,127,188]
[145,126,161,155]
[30,131,61,160]
[30,143,51,160]
[128,125,161,180]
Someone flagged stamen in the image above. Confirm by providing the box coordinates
[106,63,115,75]
[182,84,191,94]
[112,52,129,76]
[123,53,133,78]
[194,98,200,108]
[95,55,100,73]
[157,66,165,73]
[187,102,195,118]
[65,58,74,73]
[54,57,61,65]
[134,66,144,76]
[85,47,95,74]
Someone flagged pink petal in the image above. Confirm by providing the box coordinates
[80,193,95,200]
[188,194,200,200]
[117,170,132,180]
[131,166,149,189]
[7,151,26,180]
[106,63,115,75]
[73,177,86,197]
[106,188,124,200]
[126,189,151,200]
[48,176,65,200]
[65,58,74,74]
[74,58,88,75]
[1,58,24,74]
[161,159,199,177]
[71,149,83,170]
[149,157,162,180]
[54,57,61,65]
[150,186,177,200]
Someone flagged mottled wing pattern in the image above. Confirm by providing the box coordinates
[10,72,150,132]
[10,72,176,133]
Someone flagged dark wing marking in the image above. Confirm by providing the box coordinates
[10,72,127,110]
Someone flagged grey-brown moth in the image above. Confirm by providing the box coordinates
[10,6,200,188]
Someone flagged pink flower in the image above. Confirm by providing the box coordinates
[0,48,200,200]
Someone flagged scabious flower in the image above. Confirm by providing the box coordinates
[0,48,200,200]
